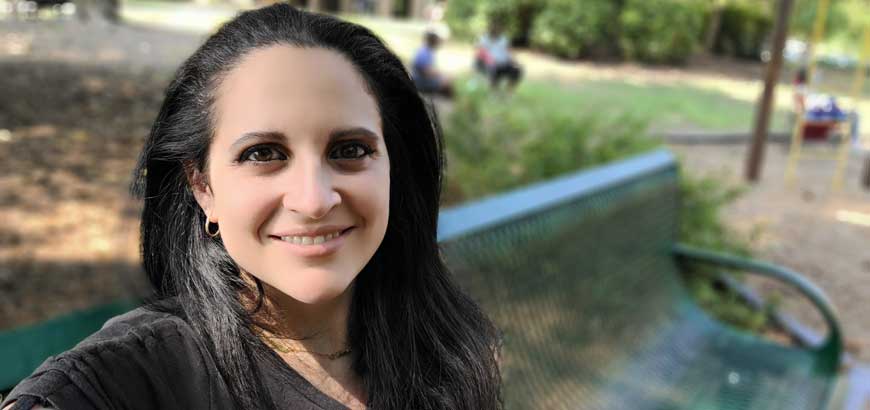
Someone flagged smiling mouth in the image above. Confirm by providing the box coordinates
[270,227,354,246]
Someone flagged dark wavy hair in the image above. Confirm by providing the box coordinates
[130,4,501,410]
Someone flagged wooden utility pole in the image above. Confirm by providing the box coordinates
[409,0,425,19]
[863,155,870,189]
[746,0,795,182]
[376,0,392,17]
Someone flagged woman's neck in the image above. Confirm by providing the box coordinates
[247,281,366,408]
[255,282,353,354]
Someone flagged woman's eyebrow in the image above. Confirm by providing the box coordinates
[229,127,380,150]
[229,131,286,151]
[329,127,381,142]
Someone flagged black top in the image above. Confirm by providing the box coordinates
[0,300,351,410]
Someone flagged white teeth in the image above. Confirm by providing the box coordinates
[280,231,342,246]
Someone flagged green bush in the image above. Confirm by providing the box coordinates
[790,0,849,41]
[712,3,774,61]
[678,173,748,256]
[529,0,619,59]
[444,0,545,44]
[677,174,775,333]
[441,80,655,204]
[619,0,706,64]
[445,0,714,64]
[443,0,487,40]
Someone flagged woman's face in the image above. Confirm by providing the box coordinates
[194,45,390,305]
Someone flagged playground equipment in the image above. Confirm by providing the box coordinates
[783,0,870,190]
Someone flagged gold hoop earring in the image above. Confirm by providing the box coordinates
[205,219,220,238]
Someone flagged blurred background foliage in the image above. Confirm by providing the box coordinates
[444,0,869,65]
[440,79,654,204]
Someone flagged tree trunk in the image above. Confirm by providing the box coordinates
[704,3,724,53]
[746,0,794,182]
[75,0,119,24]
[862,155,870,189]
[375,0,391,17]
[408,0,424,19]
[339,0,352,13]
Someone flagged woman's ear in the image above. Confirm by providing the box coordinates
[188,166,216,222]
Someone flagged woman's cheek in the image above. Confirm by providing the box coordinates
[217,177,276,253]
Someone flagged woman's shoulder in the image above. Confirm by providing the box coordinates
[81,298,191,344]
[62,297,200,360]
[1,298,231,410]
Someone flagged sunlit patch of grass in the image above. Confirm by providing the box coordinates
[121,0,236,33]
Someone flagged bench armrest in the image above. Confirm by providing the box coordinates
[672,243,843,369]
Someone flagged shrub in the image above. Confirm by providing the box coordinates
[444,0,545,45]
[619,0,706,64]
[443,0,488,40]
[790,0,848,41]
[677,174,774,333]
[712,2,774,61]
[678,172,748,256]
[529,0,620,59]
[440,80,655,204]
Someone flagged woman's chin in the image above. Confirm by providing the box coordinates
[277,280,353,306]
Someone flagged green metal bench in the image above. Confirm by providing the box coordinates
[437,149,845,410]
[0,300,137,393]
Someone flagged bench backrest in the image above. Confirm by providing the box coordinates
[438,149,687,408]
[0,300,137,392]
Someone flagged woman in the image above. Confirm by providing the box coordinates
[1,5,501,410]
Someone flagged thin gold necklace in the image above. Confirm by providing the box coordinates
[252,326,352,360]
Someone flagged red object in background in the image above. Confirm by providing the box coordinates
[476,48,493,67]
[803,121,835,141]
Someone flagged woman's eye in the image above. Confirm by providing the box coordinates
[240,145,286,163]
[329,142,374,160]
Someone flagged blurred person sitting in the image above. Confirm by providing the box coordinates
[474,21,523,92]
[793,66,860,144]
[411,30,454,98]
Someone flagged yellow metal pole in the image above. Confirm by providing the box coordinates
[832,26,870,191]
[785,0,831,185]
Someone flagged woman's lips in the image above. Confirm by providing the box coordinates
[269,227,354,257]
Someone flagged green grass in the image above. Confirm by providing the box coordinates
[515,79,791,133]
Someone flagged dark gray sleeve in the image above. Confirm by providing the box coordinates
[0,363,96,410]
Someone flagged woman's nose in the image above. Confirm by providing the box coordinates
[282,160,341,220]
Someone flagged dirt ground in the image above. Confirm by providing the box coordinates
[671,143,870,362]
[0,20,200,326]
[2,18,869,365]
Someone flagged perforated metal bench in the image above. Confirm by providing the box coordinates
[438,149,845,409]
[0,300,136,393]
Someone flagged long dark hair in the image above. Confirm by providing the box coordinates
[131,4,501,409]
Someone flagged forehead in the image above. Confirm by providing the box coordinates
[212,45,381,142]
